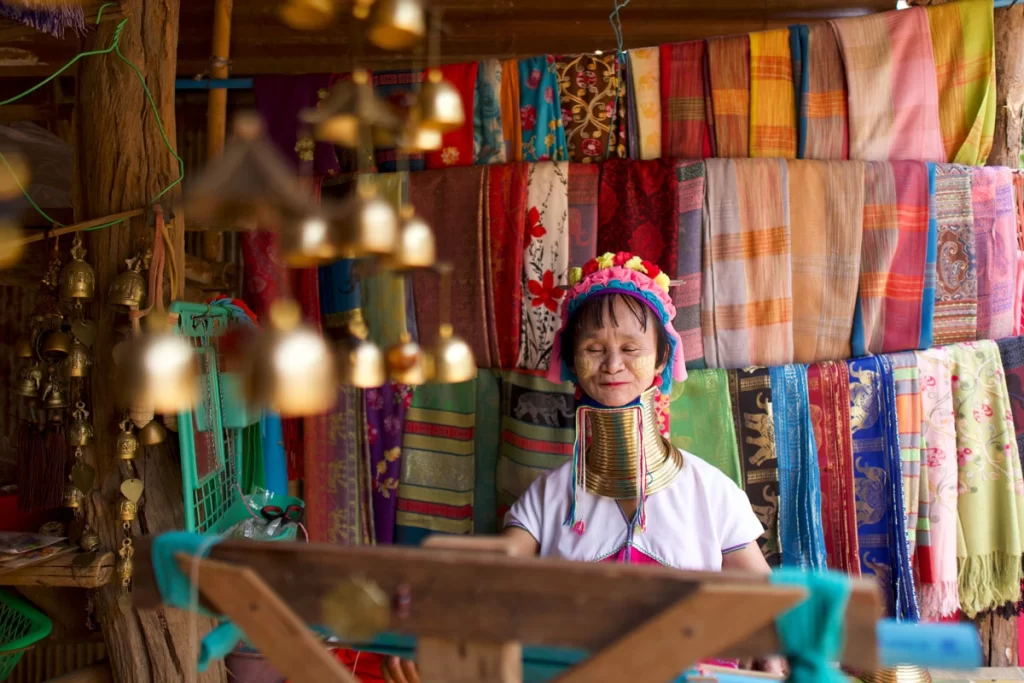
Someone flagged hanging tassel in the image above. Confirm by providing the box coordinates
[15,418,42,511]
[634,406,648,534]
[41,420,69,509]
[564,407,589,535]
[0,1,86,39]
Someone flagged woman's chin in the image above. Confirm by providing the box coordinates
[586,387,639,407]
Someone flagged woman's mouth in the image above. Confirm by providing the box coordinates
[600,381,628,387]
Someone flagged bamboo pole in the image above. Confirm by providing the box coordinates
[13,209,146,246]
[202,0,234,262]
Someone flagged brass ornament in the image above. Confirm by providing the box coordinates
[59,234,96,300]
[108,254,147,312]
[13,362,42,398]
[417,70,465,133]
[116,420,139,461]
[336,320,386,389]
[117,539,134,589]
[859,667,932,683]
[389,206,435,270]
[69,403,95,447]
[65,339,92,378]
[120,478,144,504]
[79,529,100,552]
[63,483,84,510]
[336,183,399,258]
[429,323,476,384]
[300,70,400,148]
[70,460,96,492]
[321,577,391,642]
[14,334,33,359]
[367,0,426,51]
[278,0,336,30]
[279,211,342,268]
[41,329,72,360]
[42,376,68,410]
[386,332,427,386]
[119,499,138,522]
[138,419,167,446]
[118,314,197,414]
[39,521,66,537]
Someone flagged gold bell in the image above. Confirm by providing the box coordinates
[390,206,435,270]
[69,403,94,447]
[118,314,197,414]
[79,529,100,552]
[41,330,72,361]
[119,499,138,522]
[108,254,147,312]
[0,221,25,270]
[13,363,42,398]
[279,0,336,30]
[400,122,443,153]
[337,184,399,258]
[43,378,68,410]
[58,235,96,300]
[367,0,426,51]
[14,334,33,359]
[301,70,400,148]
[116,421,139,461]
[138,419,167,446]
[63,483,84,510]
[417,70,465,133]
[336,320,386,388]
[279,211,342,268]
[243,299,337,417]
[386,332,428,385]
[65,339,92,378]
[429,323,476,384]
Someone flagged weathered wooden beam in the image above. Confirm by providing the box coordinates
[988,4,1024,168]
[0,551,115,588]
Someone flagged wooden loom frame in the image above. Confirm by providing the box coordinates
[132,535,883,683]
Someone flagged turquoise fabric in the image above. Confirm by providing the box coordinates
[771,569,850,683]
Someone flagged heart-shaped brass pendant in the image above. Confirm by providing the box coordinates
[70,462,95,493]
[71,320,97,348]
[120,478,144,503]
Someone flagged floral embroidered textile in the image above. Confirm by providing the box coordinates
[519,56,568,162]
[473,59,506,165]
[556,53,624,163]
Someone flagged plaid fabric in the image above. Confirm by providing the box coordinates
[788,160,865,363]
[628,47,662,160]
[707,34,750,158]
[931,163,977,345]
[674,160,706,369]
[800,23,849,160]
[972,166,1017,341]
[927,0,996,166]
[831,8,945,162]
[702,159,792,369]
[852,161,935,355]
[748,29,797,159]
[889,351,923,557]
[660,40,712,159]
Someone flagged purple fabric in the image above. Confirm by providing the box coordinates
[253,75,341,177]
[365,382,411,545]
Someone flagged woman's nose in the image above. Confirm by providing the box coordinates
[603,351,625,373]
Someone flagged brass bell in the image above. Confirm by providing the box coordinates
[39,521,66,537]
[337,183,398,258]
[301,70,400,148]
[138,419,167,446]
[367,0,426,51]
[117,314,197,414]
[79,529,100,552]
[63,483,84,510]
[390,206,435,270]
[429,323,476,384]
[117,550,134,586]
[0,221,25,270]
[336,320,386,388]
[119,499,138,522]
[116,421,139,461]
[41,329,72,361]
[279,211,342,268]
[65,339,92,378]
[108,254,147,312]
[243,299,337,417]
[278,0,336,30]
[386,332,428,385]
[417,70,465,133]
[42,377,68,410]
[58,234,96,300]
[13,362,42,398]
[400,123,443,153]
[68,403,94,447]
[14,334,33,359]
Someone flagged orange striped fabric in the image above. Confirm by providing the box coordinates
[749,29,797,159]
[707,35,750,158]
[802,24,848,159]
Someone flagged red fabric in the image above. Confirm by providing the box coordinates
[284,649,385,682]
[660,41,713,159]
[596,158,680,276]
[487,163,529,368]
[425,62,479,169]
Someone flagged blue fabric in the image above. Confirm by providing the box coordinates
[318,259,362,316]
[851,299,866,358]
[771,569,851,683]
[790,25,810,159]
[770,365,827,570]
[919,163,939,349]
[473,60,504,164]
[518,56,568,161]
[260,413,288,496]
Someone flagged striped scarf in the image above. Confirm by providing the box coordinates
[660,40,712,159]
[707,34,750,158]
[749,29,797,159]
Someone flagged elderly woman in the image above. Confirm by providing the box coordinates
[384,253,781,682]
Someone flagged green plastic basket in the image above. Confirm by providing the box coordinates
[171,302,301,541]
[0,591,52,681]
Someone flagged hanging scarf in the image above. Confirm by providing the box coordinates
[501,59,523,162]
[790,26,807,151]
[674,160,706,370]
[304,385,364,544]
[949,341,1024,617]
[1016,175,1024,335]
[997,336,1024,464]
[425,62,478,169]
[853,161,935,355]
[796,23,849,160]
[365,383,412,545]
[807,361,860,575]
[518,162,570,370]
[770,364,827,570]
[926,0,996,166]
[972,166,1017,341]
[568,163,599,267]
[0,1,84,38]
[473,370,503,534]
[628,47,662,161]
[473,59,506,165]
[596,158,679,276]
[487,163,529,369]
[556,54,623,163]
[707,34,750,159]
[372,70,426,172]
[831,7,945,162]
[915,347,961,620]
[889,351,923,557]
[748,29,797,159]
[660,40,712,159]
[669,369,741,487]
[496,370,576,519]
[848,356,918,620]
[519,56,568,162]
[932,163,978,346]
[410,167,494,368]
[788,160,865,363]
[624,54,641,160]
[922,163,940,350]
[360,173,409,350]
[702,158,793,369]
[728,367,780,566]
[395,379,479,544]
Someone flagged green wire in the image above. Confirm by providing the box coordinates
[0,2,185,227]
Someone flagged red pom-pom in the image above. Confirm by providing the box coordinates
[641,260,661,279]
[582,259,599,276]
[654,375,663,387]
[572,520,586,536]
[613,251,632,266]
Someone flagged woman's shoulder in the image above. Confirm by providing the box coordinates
[675,448,744,494]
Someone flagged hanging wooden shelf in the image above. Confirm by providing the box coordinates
[0,551,115,589]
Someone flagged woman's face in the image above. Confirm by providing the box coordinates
[573,296,665,407]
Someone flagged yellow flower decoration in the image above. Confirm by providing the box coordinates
[596,252,615,269]
[625,256,647,273]
[568,267,583,285]
[655,272,671,292]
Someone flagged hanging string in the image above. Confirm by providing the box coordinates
[604,0,633,160]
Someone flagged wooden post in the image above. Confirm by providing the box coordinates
[202,0,234,262]
[988,4,1024,168]
[75,1,224,681]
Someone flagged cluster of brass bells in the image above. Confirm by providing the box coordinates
[279,0,426,52]
[108,254,147,312]
[59,235,96,300]
[116,314,197,414]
